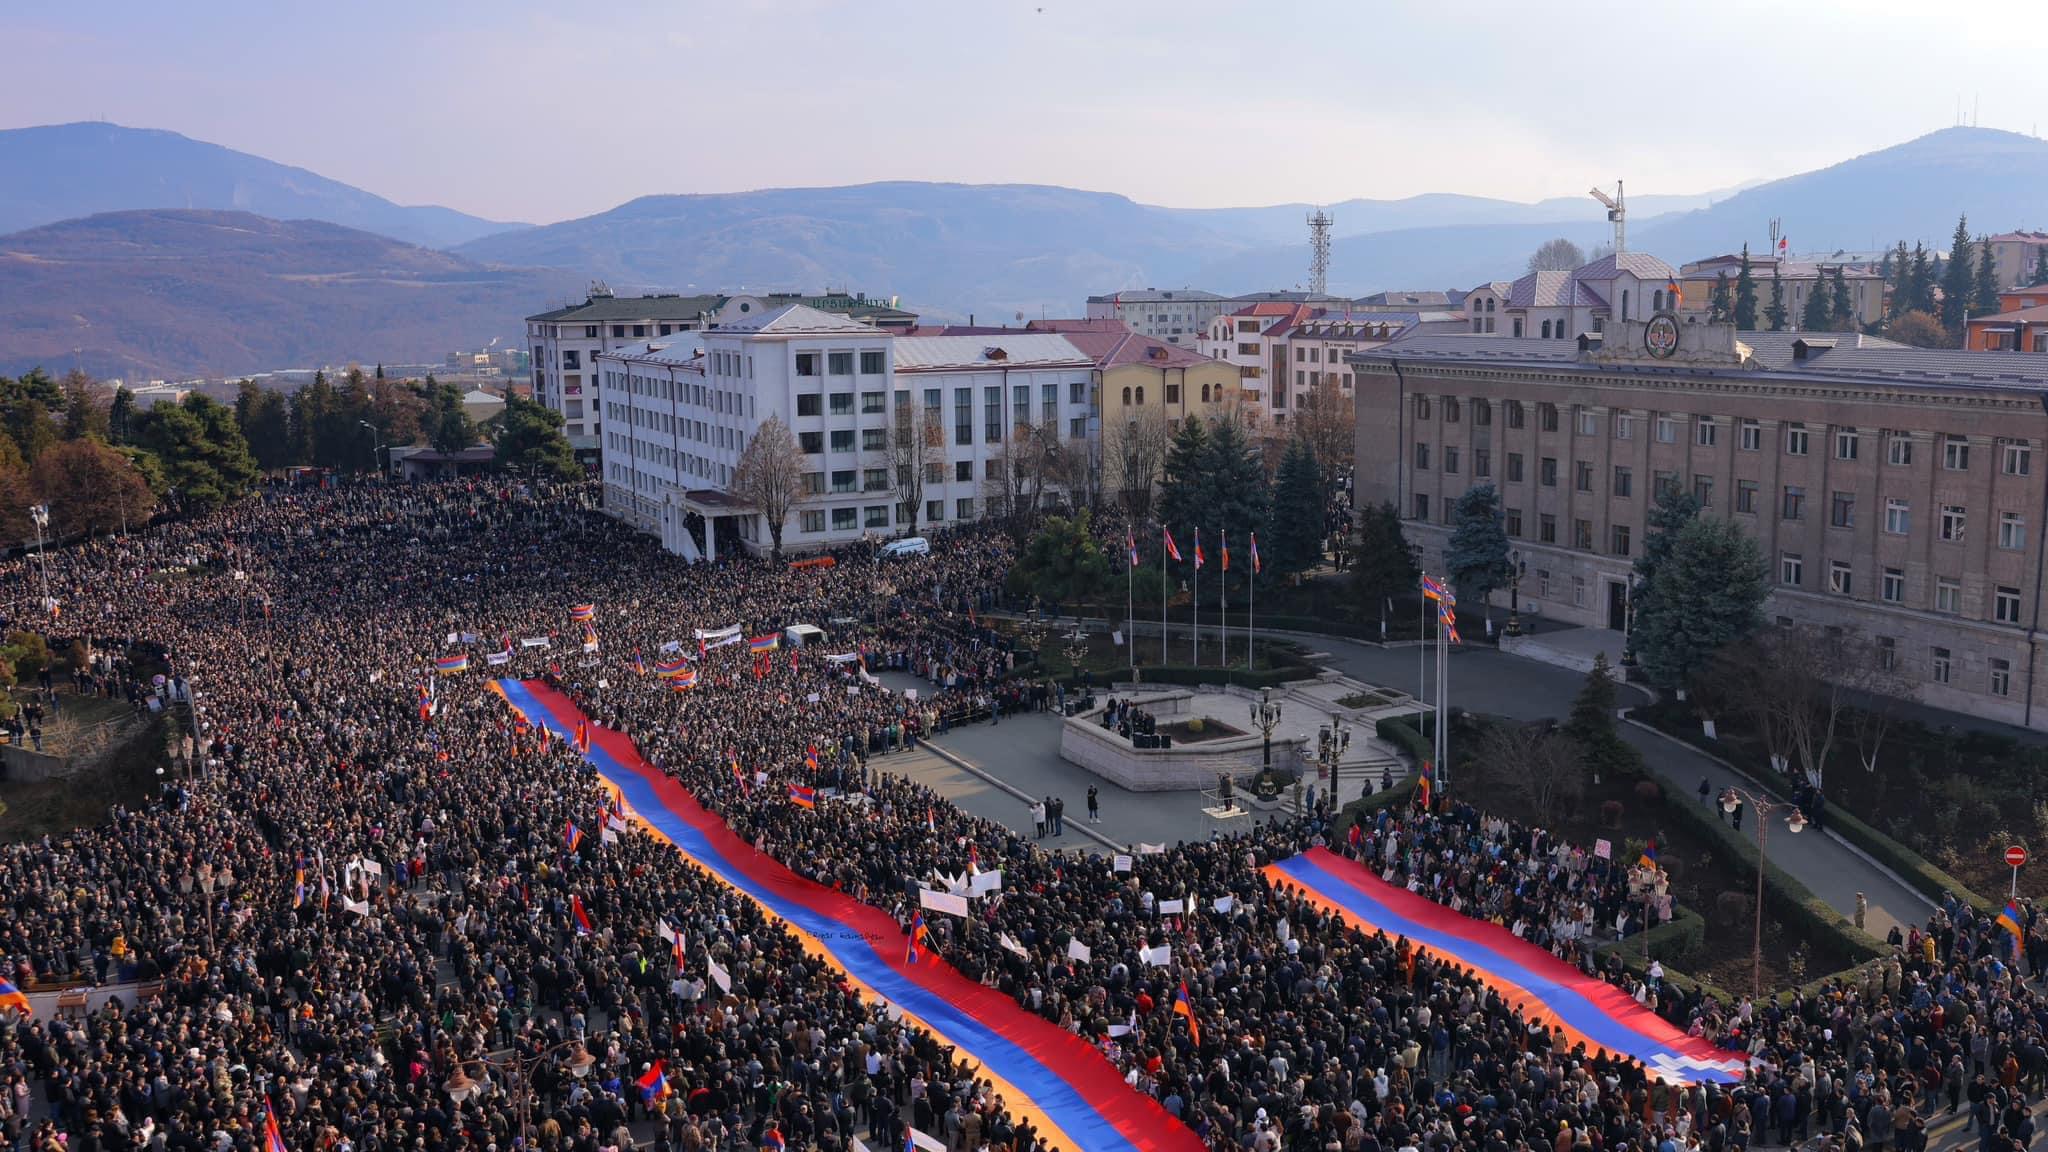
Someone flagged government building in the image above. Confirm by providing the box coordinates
[1352,320,2048,730]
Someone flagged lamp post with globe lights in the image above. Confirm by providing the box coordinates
[1719,785,1808,997]
[1250,687,1283,770]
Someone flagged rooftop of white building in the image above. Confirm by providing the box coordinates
[892,334,1091,371]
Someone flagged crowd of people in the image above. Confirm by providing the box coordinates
[0,478,2045,1152]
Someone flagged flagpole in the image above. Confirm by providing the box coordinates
[1247,535,1256,671]
[1128,550,1136,681]
[1437,602,1449,791]
[1219,530,1226,668]
[1161,528,1169,667]
[1419,579,1428,717]
[1193,529,1200,667]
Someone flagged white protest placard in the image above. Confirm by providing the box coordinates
[606,815,628,833]
[600,828,618,845]
[998,932,1028,957]
[970,869,1003,896]
[343,897,372,916]
[1141,944,1172,966]
[707,958,731,993]
[918,888,971,918]
[1158,898,1185,914]
[939,871,970,896]
[905,688,919,701]
[908,1129,947,1152]
[1138,842,1165,855]
[1067,938,1092,962]
[520,636,550,648]
[1112,854,1132,873]
[806,693,821,703]
[1212,895,1235,914]
[1594,838,1613,860]
[1107,1023,1132,1036]
[1112,631,1124,646]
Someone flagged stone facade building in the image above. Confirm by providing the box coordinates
[1351,320,2048,730]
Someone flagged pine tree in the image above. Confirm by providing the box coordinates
[2034,245,2048,289]
[1632,517,1769,693]
[1909,242,1935,313]
[1195,418,1272,596]
[1567,653,1642,781]
[1352,501,1418,612]
[1940,214,1975,336]
[1887,241,1913,319]
[1733,245,1758,330]
[1764,269,1789,331]
[1443,484,1513,629]
[1830,266,1857,331]
[1801,268,1834,332]
[1976,236,2002,315]
[1156,417,1212,538]
[1266,437,1324,579]
[1709,272,1733,323]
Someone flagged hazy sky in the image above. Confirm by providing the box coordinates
[5,0,2039,224]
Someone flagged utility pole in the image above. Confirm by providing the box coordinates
[28,504,51,618]
[1307,209,1333,296]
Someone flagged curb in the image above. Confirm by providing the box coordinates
[1618,712,1937,912]
[915,740,1127,854]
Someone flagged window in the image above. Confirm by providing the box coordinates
[2004,439,2033,476]
[1539,403,1559,432]
[1505,508,1522,536]
[2001,511,2027,550]
[862,468,888,492]
[1069,380,1086,405]
[1696,419,1718,447]
[1835,429,1860,460]
[1992,658,2013,697]
[1887,432,1913,466]
[1474,449,1491,478]
[1694,475,1715,508]
[1882,568,1905,603]
[1830,491,1855,528]
[830,470,857,494]
[954,460,973,482]
[1611,525,1632,556]
[830,430,854,452]
[611,325,625,338]
[1507,453,1524,482]
[1944,435,1970,471]
[1541,320,1553,339]
[829,392,854,416]
[1539,514,1557,543]
[954,387,973,446]
[1656,414,1677,444]
[1877,636,1897,671]
[862,429,885,451]
[797,393,822,417]
[1737,480,1758,514]
[1537,569,1552,597]
[956,497,975,519]
[801,471,826,496]
[1413,494,1430,521]
[1612,466,1633,498]
[1885,499,1910,535]
[799,510,826,534]
[1414,395,1432,419]
[826,351,853,376]
[1444,398,1461,422]
[1829,561,1853,596]
[864,506,890,528]
[1505,400,1525,429]
[1541,457,1559,487]
[1574,576,1587,606]
[1473,400,1492,426]
[831,507,858,531]
[1739,419,1761,451]
[861,391,886,414]
[1655,471,1679,498]
[1613,412,1633,440]
[1929,646,1955,684]
[1781,485,1805,520]
[985,386,1003,442]
[1785,423,1809,456]
[796,353,821,377]
[1577,410,1599,437]
[1576,462,1594,492]
[1165,383,1180,404]
[1997,585,2024,624]
[926,500,944,524]
[1444,447,1461,474]
[799,431,824,454]
[1572,519,1593,550]
[1414,443,1431,470]
[922,461,943,485]
[1936,578,1961,614]
[1940,504,1966,542]
[861,350,885,375]
[1780,552,1803,587]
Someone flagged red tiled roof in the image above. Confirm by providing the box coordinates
[1026,318,1131,334]
[1059,329,1212,370]
[1971,304,2048,324]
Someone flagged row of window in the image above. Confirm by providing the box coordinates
[796,500,975,534]
[793,350,888,377]
[1778,556,2028,620]
[801,458,991,496]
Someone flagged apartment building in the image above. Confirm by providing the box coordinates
[595,305,1094,558]
[1197,304,1464,430]
[1353,320,2048,730]
[1085,290,1230,345]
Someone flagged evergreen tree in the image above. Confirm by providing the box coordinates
[1631,517,1768,692]
[1006,508,1112,612]
[494,395,581,481]
[1267,437,1324,579]
[1830,266,1857,331]
[1630,487,1702,656]
[1708,272,1733,323]
[1566,653,1642,780]
[1764,269,1789,331]
[1195,418,1271,598]
[1801,268,1834,332]
[107,387,136,446]
[130,395,259,513]
[2034,245,2048,289]
[1733,245,1758,330]
[1156,417,1213,540]
[1443,484,1513,629]
[1976,236,2002,315]
[1352,501,1418,613]
[1940,214,1975,336]
[1909,242,1935,313]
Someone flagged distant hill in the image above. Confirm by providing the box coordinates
[1153,185,1751,249]
[0,123,527,248]
[1632,127,2048,259]
[456,181,1254,323]
[0,209,579,380]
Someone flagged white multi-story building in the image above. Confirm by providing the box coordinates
[1085,290,1228,345]
[1197,303,1466,430]
[595,304,1096,559]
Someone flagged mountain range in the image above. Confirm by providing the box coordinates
[2,121,2046,379]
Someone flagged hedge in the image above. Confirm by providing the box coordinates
[1631,706,1994,917]
[1135,663,1318,689]
[1376,712,1433,765]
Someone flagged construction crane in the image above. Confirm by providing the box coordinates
[1307,209,1332,296]
[1589,182,1625,256]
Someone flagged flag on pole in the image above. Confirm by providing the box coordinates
[1163,528,1182,562]
[1127,530,1139,567]
[575,720,590,751]
[1421,574,1456,605]
[569,603,596,622]
[565,821,585,854]
[434,654,469,674]
[1193,528,1204,571]
[1249,532,1262,574]
[1173,981,1202,1046]
[749,633,781,653]
[906,911,929,963]
[1637,837,1658,871]
[571,895,594,936]
[1999,901,2026,948]
[805,744,820,773]
[1220,531,1229,572]
[263,1099,289,1152]
[1417,761,1434,809]
[632,651,647,676]
[0,978,31,1016]
[788,784,817,809]
[638,1061,673,1103]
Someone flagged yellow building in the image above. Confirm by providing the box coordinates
[1026,319,1242,428]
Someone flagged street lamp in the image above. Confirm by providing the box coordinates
[1318,719,1352,808]
[1062,618,1088,682]
[1718,785,1809,998]
[1506,552,1527,637]
[460,1039,599,1137]
[358,420,387,476]
[1250,687,1283,770]
[28,504,51,618]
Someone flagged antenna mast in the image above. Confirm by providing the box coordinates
[1307,208,1332,296]
[1588,181,1626,256]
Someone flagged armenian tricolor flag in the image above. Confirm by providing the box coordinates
[655,656,691,678]
[671,669,698,690]
[805,744,820,773]
[0,978,30,1016]
[749,633,780,653]
[569,603,596,622]
[731,757,749,795]
[1999,901,2027,948]
[763,1127,786,1152]
[788,784,817,809]
[906,911,929,964]
[1416,760,1434,809]
[638,1060,672,1103]
[1173,981,1201,1046]
[1638,837,1658,871]
[1220,530,1229,572]
[1250,531,1262,574]
[1127,530,1139,567]
[633,651,647,676]
[565,821,585,854]
[1163,528,1182,562]
[571,895,595,937]
[434,654,469,674]
[1421,574,1456,605]
[1193,528,1204,570]
[264,1100,289,1152]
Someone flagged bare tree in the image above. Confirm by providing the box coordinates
[1293,376,1355,502]
[1528,238,1587,273]
[1479,721,1586,827]
[1714,625,1910,791]
[1102,409,1171,519]
[729,414,806,561]
[887,404,945,536]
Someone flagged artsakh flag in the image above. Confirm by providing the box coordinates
[571,895,594,937]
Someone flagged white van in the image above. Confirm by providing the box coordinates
[784,623,826,648]
[881,536,931,557]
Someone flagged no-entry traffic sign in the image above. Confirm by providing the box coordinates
[2009,845,2029,868]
